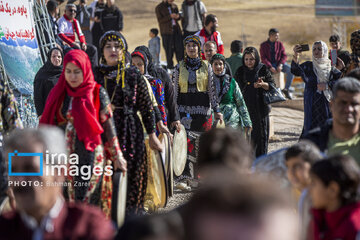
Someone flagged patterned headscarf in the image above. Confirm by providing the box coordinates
[312,41,332,101]
[184,35,202,56]
[99,31,127,88]
[350,30,360,56]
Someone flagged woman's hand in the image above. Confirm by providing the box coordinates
[157,121,170,134]
[335,57,345,71]
[293,45,302,63]
[317,82,327,91]
[254,78,269,90]
[171,120,181,133]
[114,156,127,175]
[214,112,223,121]
[149,133,164,152]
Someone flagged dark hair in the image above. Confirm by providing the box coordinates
[230,40,243,54]
[116,213,184,240]
[242,46,260,68]
[346,69,360,81]
[268,28,279,36]
[329,34,341,43]
[183,171,294,239]
[47,0,58,13]
[205,14,217,26]
[150,28,159,37]
[311,155,360,206]
[197,128,252,173]
[332,77,360,98]
[285,141,322,164]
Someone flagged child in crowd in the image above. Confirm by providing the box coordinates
[309,155,360,240]
[285,141,323,240]
[148,28,161,67]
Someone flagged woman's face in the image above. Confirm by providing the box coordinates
[65,62,84,88]
[186,42,199,59]
[50,50,62,66]
[132,56,145,75]
[212,59,224,75]
[103,40,123,66]
[244,53,256,69]
[309,175,332,210]
[313,43,323,59]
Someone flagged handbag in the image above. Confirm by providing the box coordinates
[263,84,286,104]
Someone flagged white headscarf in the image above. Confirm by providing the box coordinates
[312,40,332,101]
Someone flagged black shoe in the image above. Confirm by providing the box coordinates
[282,89,293,100]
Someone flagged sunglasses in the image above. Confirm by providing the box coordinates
[68,9,76,13]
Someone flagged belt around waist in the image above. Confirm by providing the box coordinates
[81,26,90,31]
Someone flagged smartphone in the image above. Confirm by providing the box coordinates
[300,44,310,52]
[330,49,337,66]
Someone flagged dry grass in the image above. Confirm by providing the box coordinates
[83,0,358,61]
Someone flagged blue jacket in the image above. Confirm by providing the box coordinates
[303,119,333,152]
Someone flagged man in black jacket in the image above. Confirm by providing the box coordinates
[155,0,184,70]
[99,0,123,34]
[181,0,207,38]
[304,77,360,163]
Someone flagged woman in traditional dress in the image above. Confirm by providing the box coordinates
[172,35,222,185]
[131,50,168,133]
[34,47,63,116]
[134,45,181,131]
[210,54,252,132]
[235,47,275,157]
[94,31,163,215]
[40,49,127,218]
[291,41,342,137]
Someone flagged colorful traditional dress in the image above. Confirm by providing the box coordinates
[58,85,120,217]
[173,58,219,179]
[95,65,156,215]
[40,50,123,218]
[215,74,252,129]
[149,78,167,126]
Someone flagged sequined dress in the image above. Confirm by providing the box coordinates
[95,66,156,215]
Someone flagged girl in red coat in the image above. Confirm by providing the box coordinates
[308,155,360,240]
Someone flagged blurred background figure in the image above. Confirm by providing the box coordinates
[308,155,360,240]
[155,0,184,71]
[116,212,184,240]
[226,40,244,75]
[76,0,93,44]
[196,128,253,177]
[195,14,224,59]
[260,28,294,100]
[148,28,161,67]
[181,0,207,38]
[182,171,299,240]
[284,141,323,240]
[0,127,115,240]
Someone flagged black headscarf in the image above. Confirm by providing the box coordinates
[37,47,63,80]
[242,47,264,78]
[134,45,158,78]
[33,47,63,116]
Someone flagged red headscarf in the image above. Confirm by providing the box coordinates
[40,50,103,151]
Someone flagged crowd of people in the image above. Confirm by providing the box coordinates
[0,0,360,239]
